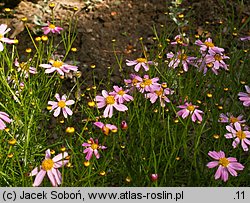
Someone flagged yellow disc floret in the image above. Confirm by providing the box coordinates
[187,105,195,112]
[52,60,63,68]
[178,54,187,61]
[155,88,163,96]
[214,54,222,61]
[106,96,115,105]
[42,159,54,171]
[58,100,66,108]
[91,143,99,150]
[136,58,147,63]
[230,117,238,124]
[118,90,125,96]
[236,130,246,140]
[204,41,215,47]
[49,24,56,29]
[219,157,229,167]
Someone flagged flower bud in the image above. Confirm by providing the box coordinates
[150,174,158,182]
[121,121,128,130]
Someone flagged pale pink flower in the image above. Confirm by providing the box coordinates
[238,85,250,107]
[225,122,250,151]
[136,75,160,93]
[177,102,204,122]
[206,150,244,182]
[42,21,63,35]
[110,85,133,104]
[95,90,128,118]
[48,93,75,118]
[29,149,69,187]
[0,24,15,51]
[94,121,117,136]
[218,113,246,126]
[82,138,107,160]
[126,58,153,72]
[170,35,188,46]
[40,59,78,76]
[240,36,250,41]
[195,38,224,54]
[14,58,37,78]
[0,111,12,130]
[205,49,229,71]
[146,84,174,107]
[167,51,196,72]
[124,74,141,90]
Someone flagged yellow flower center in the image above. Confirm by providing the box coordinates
[106,96,115,105]
[118,90,125,96]
[155,88,163,96]
[187,105,195,112]
[236,130,246,140]
[91,143,99,150]
[206,62,214,68]
[49,24,56,29]
[52,61,63,68]
[219,157,229,167]
[132,78,138,86]
[204,41,215,47]
[58,100,66,108]
[176,38,183,44]
[0,34,3,39]
[136,58,147,63]
[143,79,152,86]
[102,126,110,136]
[42,159,54,171]
[230,117,238,124]
[177,54,187,61]
[214,54,222,61]
[19,62,29,71]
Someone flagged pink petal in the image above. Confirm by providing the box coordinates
[47,170,57,186]
[33,170,46,187]
[53,107,61,117]
[53,152,68,162]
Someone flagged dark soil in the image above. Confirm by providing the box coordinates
[1,0,249,85]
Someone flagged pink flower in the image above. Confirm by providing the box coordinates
[0,111,12,130]
[195,38,224,54]
[48,93,75,118]
[167,51,196,72]
[0,24,15,51]
[206,150,244,182]
[238,85,250,107]
[124,74,140,90]
[126,58,153,72]
[218,113,246,126]
[94,121,117,136]
[240,36,250,41]
[40,59,78,76]
[136,75,160,93]
[170,35,188,46]
[14,58,37,78]
[146,84,174,107]
[95,90,128,118]
[29,149,69,187]
[205,49,229,71]
[110,85,133,104]
[225,122,250,151]
[82,138,107,160]
[42,21,63,35]
[177,102,204,122]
